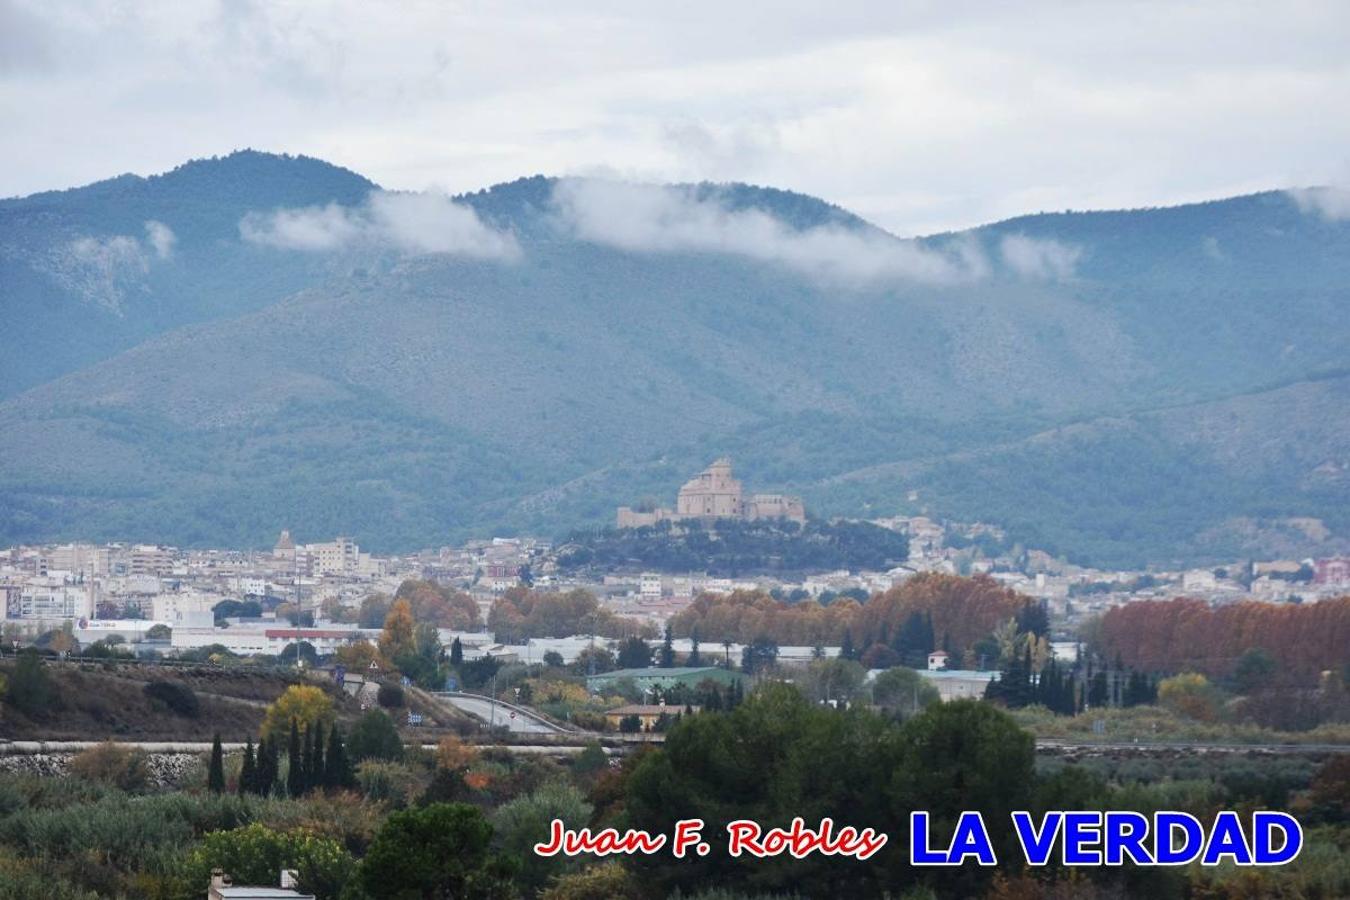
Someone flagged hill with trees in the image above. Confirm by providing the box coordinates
[2,153,1349,565]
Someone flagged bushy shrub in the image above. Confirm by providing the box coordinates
[356,761,419,808]
[68,742,151,792]
[179,822,356,900]
[540,861,642,900]
[144,679,201,718]
[4,651,58,718]
[376,683,404,708]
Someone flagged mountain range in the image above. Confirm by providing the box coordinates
[1,150,1348,566]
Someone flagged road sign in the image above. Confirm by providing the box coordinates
[407,713,423,726]
[509,711,517,720]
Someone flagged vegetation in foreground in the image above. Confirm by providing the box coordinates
[0,678,1346,899]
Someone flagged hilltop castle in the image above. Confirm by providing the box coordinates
[617,458,805,528]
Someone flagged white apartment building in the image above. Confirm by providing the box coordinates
[150,590,222,622]
[12,577,94,621]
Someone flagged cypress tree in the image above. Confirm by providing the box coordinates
[659,624,675,668]
[300,726,314,796]
[325,726,355,790]
[310,722,325,790]
[449,636,463,667]
[207,733,226,794]
[238,738,256,796]
[259,735,278,797]
[287,719,303,797]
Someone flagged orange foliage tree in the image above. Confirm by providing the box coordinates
[669,590,860,645]
[854,574,1025,657]
[488,588,650,641]
[1098,595,1350,684]
[395,579,480,630]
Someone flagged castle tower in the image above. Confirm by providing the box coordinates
[676,458,744,519]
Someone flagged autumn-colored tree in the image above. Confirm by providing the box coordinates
[1099,596,1350,685]
[435,735,480,772]
[395,579,480,629]
[333,639,388,673]
[670,589,861,646]
[379,598,417,660]
[261,684,335,740]
[320,596,356,623]
[488,587,650,641]
[1157,673,1220,722]
[855,574,1024,659]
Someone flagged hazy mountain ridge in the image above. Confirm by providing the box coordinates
[1,152,1347,565]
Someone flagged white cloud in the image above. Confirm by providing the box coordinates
[239,190,520,259]
[1288,186,1350,222]
[3,3,1349,235]
[550,179,980,285]
[144,219,176,258]
[999,234,1082,281]
[47,234,149,312]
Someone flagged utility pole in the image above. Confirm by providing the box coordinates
[489,671,498,729]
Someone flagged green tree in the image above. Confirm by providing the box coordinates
[287,719,304,797]
[325,726,356,790]
[239,738,257,796]
[872,666,940,714]
[659,624,675,668]
[616,637,652,669]
[450,636,464,667]
[1235,647,1277,694]
[359,803,515,899]
[493,781,593,894]
[348,709,405,762]
[182,822,356,900]
[5,650,57,718]
[207,733,225,794]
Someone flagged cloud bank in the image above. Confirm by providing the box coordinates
[550,180,979,285]
[240,191,520,260]
[1288,187,1350,222]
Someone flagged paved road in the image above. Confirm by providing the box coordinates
[431,692,566,735]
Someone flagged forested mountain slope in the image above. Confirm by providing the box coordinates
[2,153,1346,565]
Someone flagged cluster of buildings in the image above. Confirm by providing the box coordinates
[3,478,1348,674]
[617,458,805,528]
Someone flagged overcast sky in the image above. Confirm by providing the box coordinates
[2,0,1348,235]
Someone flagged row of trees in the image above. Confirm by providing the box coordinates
[1098,595,1350,685]
[669,575,1027,663]
[488,587,652,643]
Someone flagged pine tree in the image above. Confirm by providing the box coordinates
[287,719,303,797]
[841,629,856,662]
[238,738,256,796]
[449,636,463,667]
[207,733,225,794]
